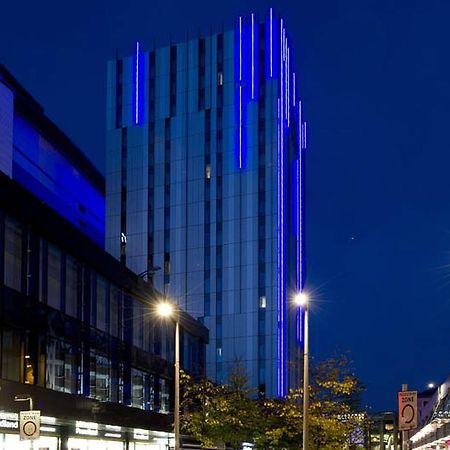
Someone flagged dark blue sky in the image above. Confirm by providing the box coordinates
[2,0,450,411]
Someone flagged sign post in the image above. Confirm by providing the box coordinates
[19,410,40,441]
[398,385,417,450]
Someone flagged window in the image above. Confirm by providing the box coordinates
[131,368,145,409]
[110,285,121,337]
[146,374,155,411]
[159,378,170,414]
[259,296,266,308]
[133,298,144,348]
[90,353,110,401]
[217,71,223,86]
[96,275,108,332]
[46,339,78,394]
[47,243,61,310]
[164,253,170,275]
[205,164,211,179]
[1,329,21,381]
[4,217,22,291]
[24,354,35,385]
[65,255,78,318]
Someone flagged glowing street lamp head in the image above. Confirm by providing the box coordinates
[428,382,436,389]
[294,292,308,307]
[157,302,174,318]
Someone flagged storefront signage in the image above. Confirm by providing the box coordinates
[134,428,149,440]
[75,421,98,436]
[19,410,40,440]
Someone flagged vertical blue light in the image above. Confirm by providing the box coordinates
[239,16,243,168]
[277,16,287,397]
[296,101,303,344]
[293,72,296,106]
[251,13,255,99]
[239,16,243,81]
[287,46,290,126]
[270,8,273,77]
[303,122,307,149]
[235,14,250,170]
[135,41,140,125]
[239,86,242,168]
[277,96,283,396]
[266,8,276,79]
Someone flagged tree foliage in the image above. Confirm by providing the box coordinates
[181,356,366,450]
[181,365,260,449]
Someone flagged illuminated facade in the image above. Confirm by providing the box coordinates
[0,63,207,449]
[410,378,450,449]
[106,10,306,397]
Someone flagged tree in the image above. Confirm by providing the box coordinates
[307,356,366,450]
[254,356,365,450]
[181,365,260,449]
[181,356,366,450]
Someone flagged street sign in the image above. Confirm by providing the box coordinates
[19,410,40,440]
[398,391,417,431]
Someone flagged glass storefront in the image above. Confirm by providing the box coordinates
[0,433,58,450]
[68,438,124,450]
[0,434,169,450]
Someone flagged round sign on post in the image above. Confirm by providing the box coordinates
[398,391,417,431]
[19,410,40,441]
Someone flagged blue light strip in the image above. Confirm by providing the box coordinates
[303,121,307,149]
[287,46,290,126]
[293,72,296,106]
[278,19,284,397]
[135,41,140,125]
[252,13,255,99]
[277,97,283,396]
[239,86,242,168]
[277,16,287,397]
[296,101,303,344]
[239,16,242,81]
[239,16,243,169]
[270,8,273,77]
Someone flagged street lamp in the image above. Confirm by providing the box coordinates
[157,301,180,450]
[294,292,309,450]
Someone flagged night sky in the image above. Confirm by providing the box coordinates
[2,0,450,411]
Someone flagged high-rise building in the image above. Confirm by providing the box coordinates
[106,9,306,397]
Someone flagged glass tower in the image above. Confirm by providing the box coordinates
[106,9,307,397]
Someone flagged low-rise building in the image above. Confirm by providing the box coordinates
[410,377,450,449]
[0,63,207,450]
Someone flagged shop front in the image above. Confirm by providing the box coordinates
[0,412,173,450]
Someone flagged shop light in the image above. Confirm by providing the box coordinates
[105,432,122,438]
[76,421,98,436]
[41,426,56,432]
[134,428,150,440]
[41,416,57,424]
[106,424,122,432]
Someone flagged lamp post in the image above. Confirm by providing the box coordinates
[294,292,309,450]
[157,302,180,450]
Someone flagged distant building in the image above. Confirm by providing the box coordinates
[0,63,207,449]
[410,377,450,449]
[367,412,401,450]
[105,9,307,397]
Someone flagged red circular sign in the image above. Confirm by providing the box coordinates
[23,420,37,436]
